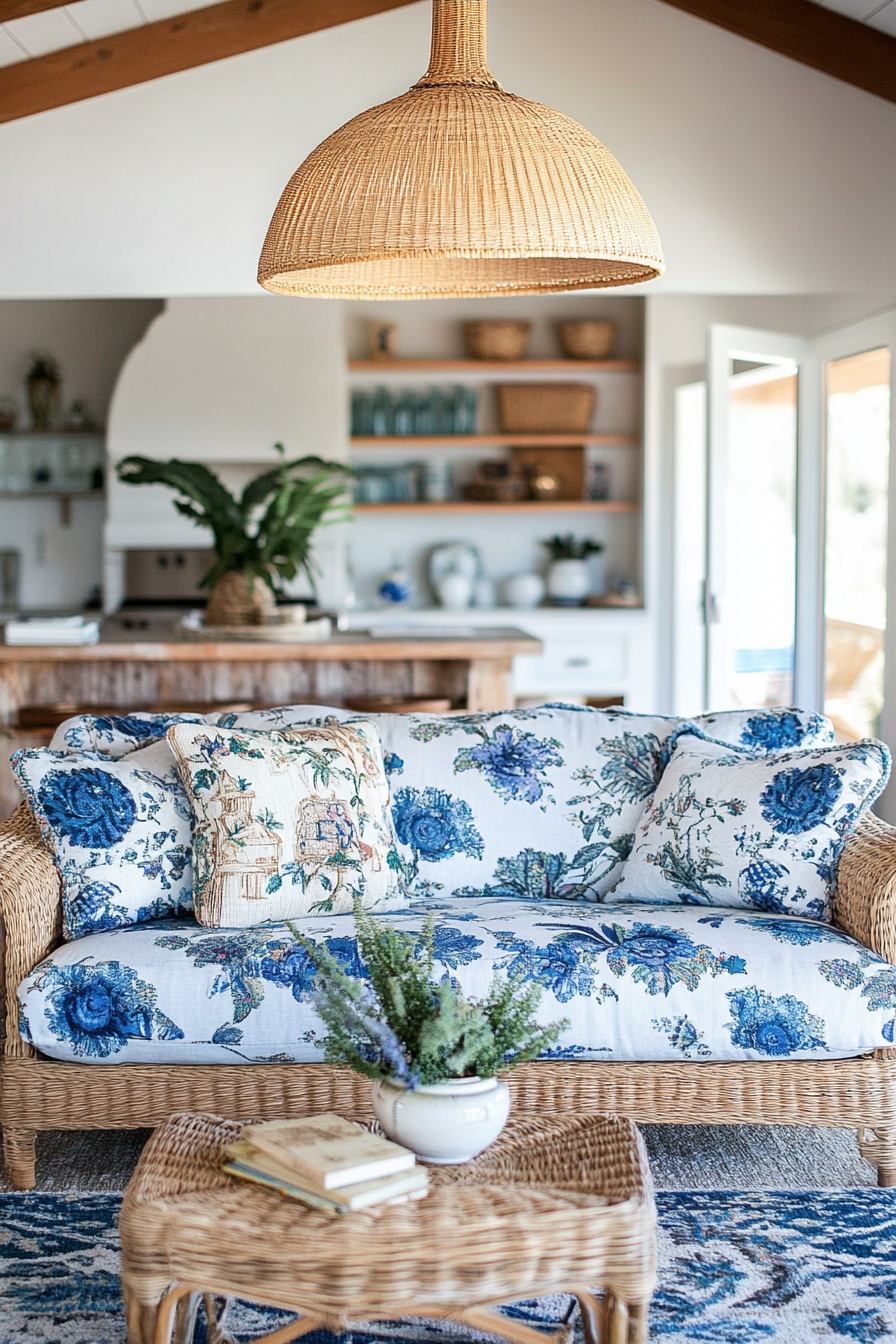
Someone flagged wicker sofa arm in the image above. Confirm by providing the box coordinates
[835,811,896,966]
[0,801,62,1059]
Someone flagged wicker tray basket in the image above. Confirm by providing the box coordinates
[557,320,616,360]
[463,321,531,361]
[496,383,596,434]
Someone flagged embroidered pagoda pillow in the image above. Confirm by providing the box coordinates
[611,734,891,921]
[11,738,194,940]
[167,720,406,928]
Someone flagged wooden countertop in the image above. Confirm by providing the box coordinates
[0,627,542,663]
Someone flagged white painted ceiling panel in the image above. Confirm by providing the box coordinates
[66,0,147,42]
[868,2,896,35]
[137,0,220,21]
[812,0,884,17]
[3,7,84,56]
[0,24,27,65]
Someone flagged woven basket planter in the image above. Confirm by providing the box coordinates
[496,383,596,434]
[203,572,276,628]
[557,321,617,360]
[463,321,531,361]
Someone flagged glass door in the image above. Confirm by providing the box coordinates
[707,326,806,711]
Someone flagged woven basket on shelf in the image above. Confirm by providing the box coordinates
[496,383,596,434]
[557,321,617,360]
[463,321,531,361]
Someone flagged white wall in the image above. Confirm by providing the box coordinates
[0,0,895,297]
[104,296,348,608]
[0,298,161,609]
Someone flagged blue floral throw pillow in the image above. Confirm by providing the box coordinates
[50,711,207,758]
[167,719,407,928]
[12,739,194,940]
[611,734,891,920]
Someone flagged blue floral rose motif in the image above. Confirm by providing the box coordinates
[454,726,563,804]
[392,787,483,862]
[725,986,827,1057]
[430,926,483,968]
[38,960,183,1058]
[37,767,136,848]
[739,860,790,913]
[535,920,746,996]
[490,929,597,1003]
[599,732,670,803]
[759,763,842,835]
[255,940,318,1002]
[741,711,807,752]
[383,752,404,776]
[91,714,187,744]
[734,916,852,946]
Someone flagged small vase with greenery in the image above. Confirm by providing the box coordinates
[26,354,60,430]
[543,534,605,607]
[117,446,353,626]
[298,903,567,1163]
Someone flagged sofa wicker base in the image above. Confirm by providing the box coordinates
[4,1055,895,1191]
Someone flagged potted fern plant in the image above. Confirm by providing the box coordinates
[300,903,567,1164]
[542,533,605,606]
[117,446,353,626]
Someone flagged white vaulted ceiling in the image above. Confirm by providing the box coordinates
[812,0,896,36]
[0,0,217,66]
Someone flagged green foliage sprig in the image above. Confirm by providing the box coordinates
[294,902,567,1087]
[116,444,353,597]
[543,533,604,561]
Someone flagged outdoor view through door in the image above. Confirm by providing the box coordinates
[824,348,892,741]
[723,359,798,709]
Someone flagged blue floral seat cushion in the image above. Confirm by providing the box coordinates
[611,734,891,921]
[203,705,835,905]
[18,900,896,1066]
[12,739,194,940]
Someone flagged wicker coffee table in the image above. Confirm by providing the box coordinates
[119,1111,657,1344]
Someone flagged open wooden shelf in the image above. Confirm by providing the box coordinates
[351,433,638,448]
[352,500,638,515]
[349,359,638,373]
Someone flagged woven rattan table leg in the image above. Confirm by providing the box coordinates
[574,1291,603,1344]
[605,1295,628,1344]
[123,1291,159,1344]
[3,1127,36,1189]
[626,1300,649,1344]
[858,1127,896,1185]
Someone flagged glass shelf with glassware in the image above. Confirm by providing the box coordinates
[0,432,106,495]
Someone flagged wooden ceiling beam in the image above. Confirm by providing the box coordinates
[0,0,419,124]
[0,0,69,20]
[657,0,896,106]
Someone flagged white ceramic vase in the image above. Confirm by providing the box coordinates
[546,558,590,606]
[436,572,473,610]
[503,572,545,609]
[371,1075,510,1165]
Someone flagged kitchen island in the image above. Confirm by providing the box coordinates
[0,625,542,725]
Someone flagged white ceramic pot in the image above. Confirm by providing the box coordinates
[371,1076,510,1165]
[546,558,590,606]
[503,572,545,610]
[436,572,473,610]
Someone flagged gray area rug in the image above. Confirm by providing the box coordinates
[0,1121,877,1193]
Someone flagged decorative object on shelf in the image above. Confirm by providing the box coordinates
[496,383,595,434]
[368,322,396,361]
[462,459,527,503]
[435,570,474,610]
[543,533,605,607]
[116,446,352,628]
[257,0,664,299]
[592,577,641,608]
[0,396,17,432]
[64,399,93,432]
[588,461,611,501]
[557,320,617,360]
[463,320,531,361]
[355,463,423,504]
[427,541,481,596]
[511,444,585,501]
[25,354,60,431]
[0,549,20,612]
[503,571,545,609]
[423,458,452,502]
[379,562,413,605]
[302,902,564,1163]
[472,575,496,608]
[352,385,478,438]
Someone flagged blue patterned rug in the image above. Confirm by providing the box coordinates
[0,1190,894,1343]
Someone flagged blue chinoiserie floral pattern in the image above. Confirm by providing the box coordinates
[52,711,207,758]
[18,900,895,1065]
[612,734,890,920]
[12,739,194,940]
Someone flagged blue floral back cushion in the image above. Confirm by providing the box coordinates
[50,711,207,758]
[12,739,194,940]
[208,704,833,904]
[611,734,891,920]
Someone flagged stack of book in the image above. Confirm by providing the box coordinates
[223,1113,429,1214]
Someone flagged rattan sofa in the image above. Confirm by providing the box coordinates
[2,798,895,1190]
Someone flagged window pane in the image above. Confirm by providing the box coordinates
[724,363,798,708]
[824,349,891,740]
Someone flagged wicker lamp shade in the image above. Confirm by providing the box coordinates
[258,0,664,299]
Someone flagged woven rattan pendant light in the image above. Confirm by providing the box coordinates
[258,0,664,299]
